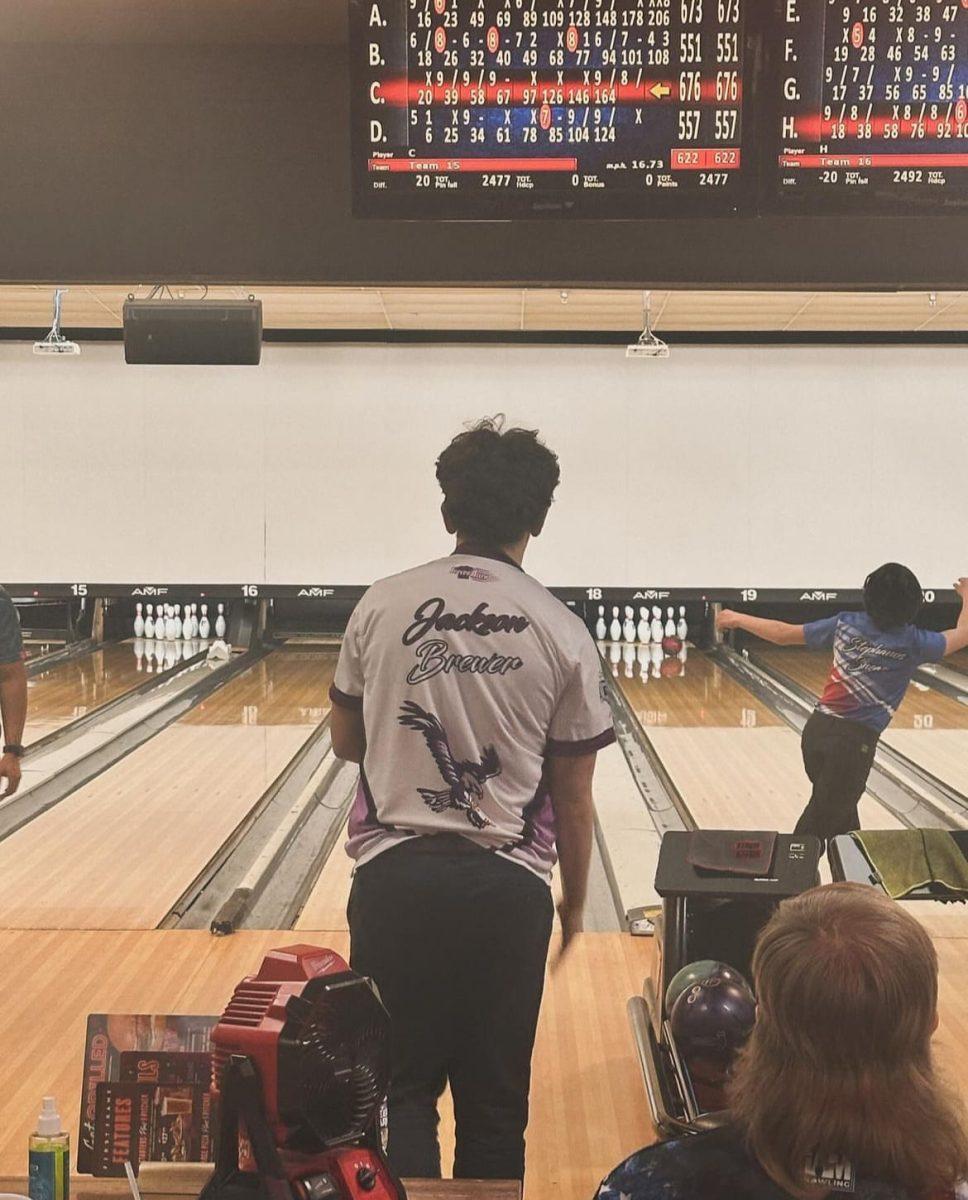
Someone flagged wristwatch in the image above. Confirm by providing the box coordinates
[2,744,24,757]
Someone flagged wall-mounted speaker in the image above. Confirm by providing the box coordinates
[123,298,262,365]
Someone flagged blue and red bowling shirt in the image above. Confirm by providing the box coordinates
[598,1126,967,1199]
[804,611,946,735]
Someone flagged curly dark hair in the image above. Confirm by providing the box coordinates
[435,417,561,548]
[864,562,923,631]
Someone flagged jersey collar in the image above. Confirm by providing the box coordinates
[452,544,523,571]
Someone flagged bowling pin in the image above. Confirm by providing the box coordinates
[665,606,676,638]
[215,602,227,639]
[637,606,650,643]
[608,641,622,677]
[193,604,201,637]
[623,605,636,643]
[134,602,145,638]
[623,642,636,678]
[677,605,688,641]
[144,604,155,639]
[609,606,622,642]
[173,604,183,639]
[165,605,177,640]
[199,604,211,640]
[650,606,663,643]
[155,607,166,640]
[594,605,607,641]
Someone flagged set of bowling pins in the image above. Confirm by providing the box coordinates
[133,601,226,642]
[594,604,688,645]
[606,638,688,680]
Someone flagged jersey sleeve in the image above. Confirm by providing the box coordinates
[803,614,840,651]
[912,627,946,665]
[330,599,366,711]
[546,634,615,757]
[0,593,24,665]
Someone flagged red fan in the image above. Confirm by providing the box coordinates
[200,945,404,1200]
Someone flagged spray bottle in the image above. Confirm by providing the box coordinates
[28,1097,69,1200]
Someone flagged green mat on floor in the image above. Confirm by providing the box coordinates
[854,830,968,900]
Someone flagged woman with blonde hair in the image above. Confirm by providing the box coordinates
[598,883,968,1199]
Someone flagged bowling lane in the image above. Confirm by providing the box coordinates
[946,649,968,676]
[296,815,353,931]
[754,646,968,800]
[24,641,169,745]
[610,647,903,833]
[0,647,337,930]
[23,641,61,660]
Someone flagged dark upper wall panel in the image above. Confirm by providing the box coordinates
[0,0,966,288]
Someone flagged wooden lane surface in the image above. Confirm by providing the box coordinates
[24,641,159,745]
[946,649,968,676]
[0,929,655,1200]
[612,650,902,835]
[754,645,968,805]
[296,814,353,930]
[24,640,61,660]
[0,649,337,930]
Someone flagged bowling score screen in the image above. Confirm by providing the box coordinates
[774,0,968,210]
[350,0,751,218]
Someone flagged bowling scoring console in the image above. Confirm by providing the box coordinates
[350,0,968,219]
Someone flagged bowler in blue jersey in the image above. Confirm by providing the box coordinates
[717,565,968,847]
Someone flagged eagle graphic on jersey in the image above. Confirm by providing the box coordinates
[398,700,500,830]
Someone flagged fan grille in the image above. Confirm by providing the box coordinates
[280,979,390,1149]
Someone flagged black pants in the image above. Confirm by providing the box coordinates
[794,711,878,846]
[348,837,554,1182]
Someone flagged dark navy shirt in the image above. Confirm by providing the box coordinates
[803,612,946,734]
[0,587,23,665]
[598,1126,964,1200]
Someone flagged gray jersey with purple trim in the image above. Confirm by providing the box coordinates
[331,551,615,882]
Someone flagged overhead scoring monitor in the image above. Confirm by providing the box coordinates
[351,0,752,218]
[774,0,968,209]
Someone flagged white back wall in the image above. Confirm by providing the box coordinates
[1,341,963,590]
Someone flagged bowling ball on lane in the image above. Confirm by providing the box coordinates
[662,635,683,656]
[664,959,752,1016]
[670,970,757,1075]
[660,656,684,679]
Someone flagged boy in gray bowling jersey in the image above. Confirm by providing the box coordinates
[330,419,614,1182]
[0,586,27,796]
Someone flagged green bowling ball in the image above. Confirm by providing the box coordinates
[664,960,751,1016]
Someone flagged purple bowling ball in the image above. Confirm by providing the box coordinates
[669,968,757,1071]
